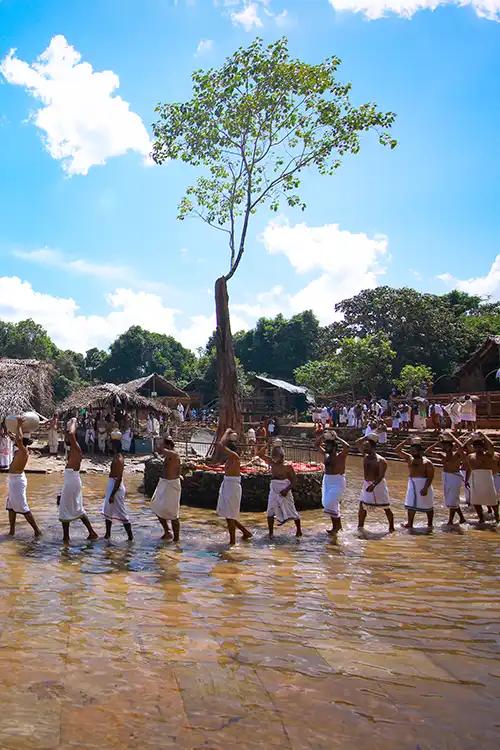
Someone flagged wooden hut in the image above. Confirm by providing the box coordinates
[120,373,190,409]
[0,358,54,421]
[454,336,500,392]
[244,375,315,418]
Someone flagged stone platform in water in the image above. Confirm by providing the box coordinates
[144,458,322,512]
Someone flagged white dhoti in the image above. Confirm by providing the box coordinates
[494,473,500,497]
[216,476,242,520]
[442,472,462,509]
[322,474,346,518]
[460,469,471,505]
[101,478,129,522]
[48,429,59,455]
[469,469,498,507]
[7,473,30,513]
[59,469,86,521]
[360,479,390,508]
[151,477,181,521]
[267,479,300,525]
[404,478,434,512]
[97,433,107,452]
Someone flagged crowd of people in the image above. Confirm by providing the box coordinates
[2,414,498,546]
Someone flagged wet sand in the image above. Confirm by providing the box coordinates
[0,458,498,750]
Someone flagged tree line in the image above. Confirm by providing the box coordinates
[1,286,498,405]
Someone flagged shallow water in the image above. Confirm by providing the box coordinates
[0,458,498,750]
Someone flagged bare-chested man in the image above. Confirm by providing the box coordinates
[216,428,252,545]
[102,435,133,540]
[463,432,499,523]
[59,417,98,543]
[396,437,435,529]
[355,433,394,532]
[7,417,41,536]
[150,437,182,541]
[265,445,302,538]
[319,431,349,533]
[425,431,467,525]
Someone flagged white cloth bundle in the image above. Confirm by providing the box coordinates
[150,477,181,521]
[101,477,129,522]
[6,472,30,513]
[460,469,471,505]
[469,469,498,507]
[359,479,390,508]
[267,479,300,525]
[59,468,86,521]
[442,472,462,509]
[216,476,242,520]
[322,473,346,518]
[404,477,434,512]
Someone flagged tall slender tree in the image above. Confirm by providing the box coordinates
[152,37,396,436]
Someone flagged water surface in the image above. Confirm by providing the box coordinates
[0,459,498,749]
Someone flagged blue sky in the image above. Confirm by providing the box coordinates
[0,0,499,353]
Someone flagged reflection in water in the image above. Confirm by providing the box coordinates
[0,459,498,750]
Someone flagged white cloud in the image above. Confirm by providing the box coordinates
[327,0,500,22]
[195,39,214,57]
[13,248,133,282]
[0,276,251,353]
[231,2,264,29]
[235,219,388,325]
[0,35,152,175]
[437,255,500,298]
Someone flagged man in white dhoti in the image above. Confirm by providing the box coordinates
[47,416,60,455]
[59,419,98,543]
[355,433,394,532]
[463,432,499,523]
[102,434,133,540]
[396,437,435,529]
[216,429,252,545]
[460,396,476,432]
[7,418,41,537]
[97,421,107,454]
[150,437,182,541]
[425,431,467,525]
[318,431,350,534]
[0,424,13,469]
[265,445,302,538]
[446,400,462,433]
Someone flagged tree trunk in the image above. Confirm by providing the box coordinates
[214,276,243,441]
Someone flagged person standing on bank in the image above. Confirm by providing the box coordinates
[102,432,133,540]
[7,417,41,537]
[59,418,98,543]
[396,437,435,529]
[150,437,182,541]
[216,428,252,545]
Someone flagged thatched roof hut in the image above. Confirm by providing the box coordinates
[120,373,189,406]
[57,382,171,418]
[0,358,54,420]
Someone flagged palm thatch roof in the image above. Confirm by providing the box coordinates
[0,358,54,421]
[121,373,188,398]
[57,382,171,417]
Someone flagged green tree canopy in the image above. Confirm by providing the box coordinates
[395,364,434,395]
[295,333,395,397]
[95,326,196,384]
[0,319,57,360]
[234,311,320,381]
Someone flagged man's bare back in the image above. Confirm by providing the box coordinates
[66,419,82,471]
[9,418,29,473]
